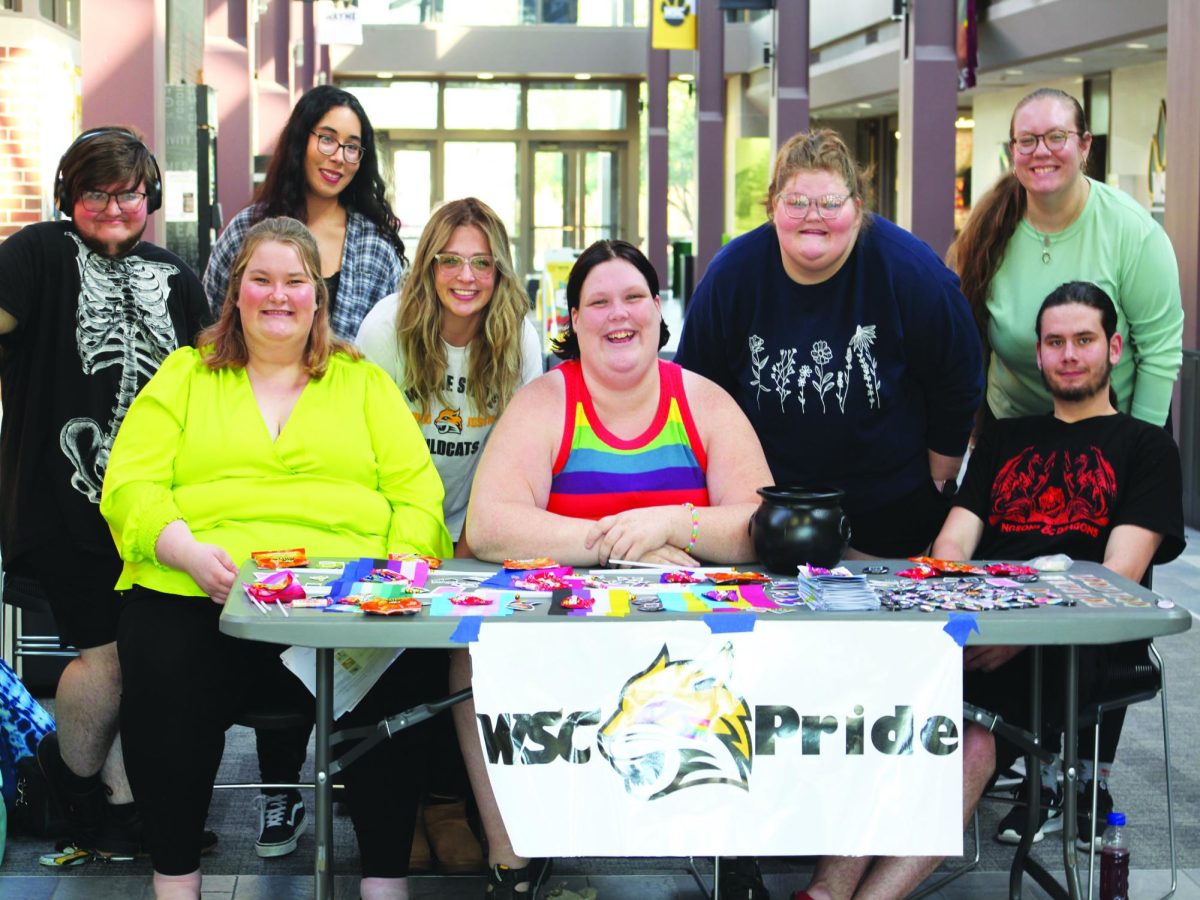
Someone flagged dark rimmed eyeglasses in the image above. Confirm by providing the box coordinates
[78,190,147,212]
[1012,130,1081,154]
[310,131,364,164]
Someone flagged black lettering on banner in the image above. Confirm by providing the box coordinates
[481,710,601,765]
[801,715,838,755]
[845,704,865,755]
[919,715,960,755]
[870,705,914,755]
[753,704,799,756]
[477,713,515,765]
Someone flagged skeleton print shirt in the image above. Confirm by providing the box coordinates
[675,217,982,520]
[0,221,210,562]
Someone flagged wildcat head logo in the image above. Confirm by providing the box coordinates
[661,0,692,26]
[597,642,752,800]
[434,408,463,435]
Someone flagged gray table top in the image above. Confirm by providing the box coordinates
[218,557,1192,649]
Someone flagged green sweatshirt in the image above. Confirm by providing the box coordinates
[986,178,1183,425]
[101,347,451,597]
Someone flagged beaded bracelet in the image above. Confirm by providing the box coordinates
[683,502,700,554]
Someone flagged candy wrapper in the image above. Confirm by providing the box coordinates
[897,564,939,580]
[252,548,308,569]
[908,556,987,576]
[660,570,705,584]
[388,553,441,569]
[708,571,771,585]
[503,557,558,570]
[513,572,573,591]
[450,594,493,607]
[560,594,595,610]
[246,570,307,604]
[360,597,422,616]
[984,563,1039,576]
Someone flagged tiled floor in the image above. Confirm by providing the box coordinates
[3,865,1200,898]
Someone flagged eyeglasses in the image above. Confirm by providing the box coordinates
[78,190,147,213]
[310,131,364,164]
[434,253,495,276]
[777,192,851,219]
[1012,130,1080,154]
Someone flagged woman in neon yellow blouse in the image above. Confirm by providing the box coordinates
[101,217,449,900]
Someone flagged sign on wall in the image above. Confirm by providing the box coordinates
[470,619,963,857]
[652,0,698,51]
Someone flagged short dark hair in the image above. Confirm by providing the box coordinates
[58,127,160,214]
[550,239,669,360]
[1035,281,1118,342]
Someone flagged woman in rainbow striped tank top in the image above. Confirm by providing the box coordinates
[459,241,772,896]
[466,239,771,569]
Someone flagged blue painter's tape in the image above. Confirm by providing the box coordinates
[943,613,981,647]
[702,613,756,634]
[449,616,484,643]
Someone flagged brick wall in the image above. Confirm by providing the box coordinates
[0,39,79,243]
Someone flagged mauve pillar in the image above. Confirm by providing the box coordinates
[81,0,168,244]
[695,0,725,281]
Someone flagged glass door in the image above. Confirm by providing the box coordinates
[530,142,620,273]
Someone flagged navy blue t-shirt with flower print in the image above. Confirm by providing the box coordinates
[675,217,983,523]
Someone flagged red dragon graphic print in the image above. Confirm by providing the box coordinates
[989,444,1116,539]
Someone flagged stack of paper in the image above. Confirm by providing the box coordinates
[797,565,880,611]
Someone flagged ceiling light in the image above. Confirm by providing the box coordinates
[574,73,592,81]
[955,117,975,129]
[677,73,694,82]
[1004,69,1023,76]
[1126,42,1149,50]
[1062,56,1083,63]
[375,72,393,79]
[856,102,873,109]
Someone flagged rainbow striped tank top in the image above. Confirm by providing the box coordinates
[547,359,709,519]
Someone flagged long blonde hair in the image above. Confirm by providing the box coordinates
[395,197,527,416]
[199,216,360,377]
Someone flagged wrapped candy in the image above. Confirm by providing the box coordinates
[360,597,422,616]
[246,570,307,604]
[252,548,308,569]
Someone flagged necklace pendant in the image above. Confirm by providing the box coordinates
[1041,235,1051,264]
[1041,249,1051,264]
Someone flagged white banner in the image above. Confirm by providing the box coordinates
[316,0,363,46]
[470,620,963,857]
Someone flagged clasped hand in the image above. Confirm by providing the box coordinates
[584,507,698,568]
[182,542,239,604]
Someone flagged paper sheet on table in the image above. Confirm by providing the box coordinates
[280,645,404,718]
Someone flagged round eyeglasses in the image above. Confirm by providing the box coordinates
[78,190,147,213]
[310,131,364,164]
[1012,130,1080,155]
[434,253,495,277]
[777,192,850,220]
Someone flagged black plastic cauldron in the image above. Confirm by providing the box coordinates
[750,485,852,573]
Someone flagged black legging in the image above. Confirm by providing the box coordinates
[118,587,445,877]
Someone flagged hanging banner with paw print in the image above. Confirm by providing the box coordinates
[652,0,698,51]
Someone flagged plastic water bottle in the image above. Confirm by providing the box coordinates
[1099,811,1130,900]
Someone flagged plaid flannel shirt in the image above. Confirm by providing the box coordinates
[203,205,404,340]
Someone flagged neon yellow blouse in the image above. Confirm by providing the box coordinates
[101,347,451,597]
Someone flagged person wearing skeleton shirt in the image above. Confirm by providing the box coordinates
[0,127,210,863]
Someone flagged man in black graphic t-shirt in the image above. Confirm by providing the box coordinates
[0,128,209,860]
[936,282,1183,850]
[798,283,1182,900]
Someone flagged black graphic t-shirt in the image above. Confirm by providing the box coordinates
[955,413,1184,566]
[0,221,210,563]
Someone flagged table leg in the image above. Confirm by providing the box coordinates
[1010,645,1043,900]
[1061,645,1081,900]
[314,647,335,900]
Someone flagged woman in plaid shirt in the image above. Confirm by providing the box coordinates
[203,85,406,342]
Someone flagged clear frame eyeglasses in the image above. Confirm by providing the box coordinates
[310,131,364,164]
[777,192,851,220]
[434,253,496,277]
[78,190,147,213]
[1012,130,1080,155]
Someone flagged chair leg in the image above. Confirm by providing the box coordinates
[1086,719,1101,900]
[1151,642,1177,900]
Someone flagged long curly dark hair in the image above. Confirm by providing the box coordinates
[253,85,406,265]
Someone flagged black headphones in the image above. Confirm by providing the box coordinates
[54,127,163,215]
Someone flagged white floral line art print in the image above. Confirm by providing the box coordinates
[747,326,880,415]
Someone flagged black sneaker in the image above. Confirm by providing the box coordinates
[94,803,143,862]
[254,789,306,858]
[718,857,771,899]
[35,732,106,848]
[1076,780,1115,851]
[995,786,1063,844]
